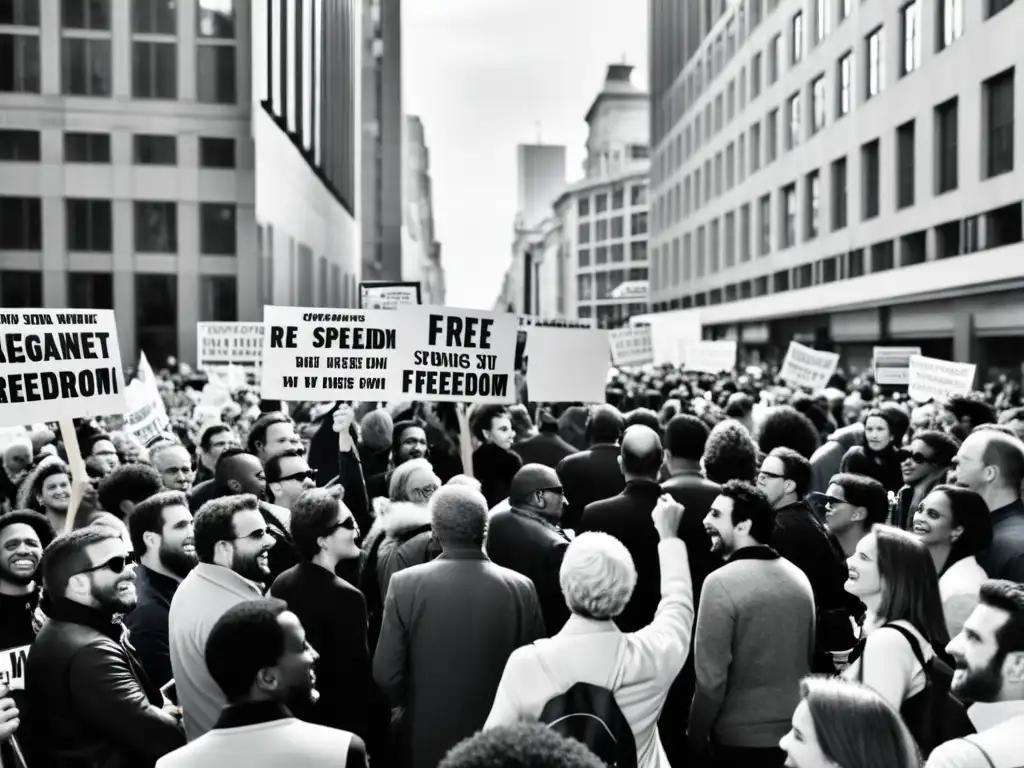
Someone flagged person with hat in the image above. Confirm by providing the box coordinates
[487,464,573,635]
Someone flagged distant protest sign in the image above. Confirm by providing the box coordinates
[260,305,517,404]
[197,322,264,368]
[0,309,126,426]
[517,315,595,329]
[609,326,654,367]
[873,346,922,386]
[684,340,737,374]
[779,341,840,391]
[124,352,171,447]
[0,643,29,690]
[525,327,609,403]
[908,355,976,403]
[359,281,422,310]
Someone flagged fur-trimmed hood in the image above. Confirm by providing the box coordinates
[363,500,432,551]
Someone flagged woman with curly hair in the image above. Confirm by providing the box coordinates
[16,455,73,532]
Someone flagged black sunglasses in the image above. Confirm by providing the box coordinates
[277,469,317,483]
[897,449,934,465]
[328,516,357,533]
[80,554,134,575]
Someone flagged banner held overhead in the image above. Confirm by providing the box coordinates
[778,341,840,391]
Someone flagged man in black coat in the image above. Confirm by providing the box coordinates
[511,410,578,470]
[556,404,625,532]
[487,464,572,635]
[577,424,663,633]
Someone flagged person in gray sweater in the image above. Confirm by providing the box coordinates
[688,480,815,768]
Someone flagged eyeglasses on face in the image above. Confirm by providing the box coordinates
[409,484,439,499]
[327,516,357,533]
[757,469,785,480]
[897,449,934,465]
[276,469,317,483]
[80,553,135,576]
[823,496,849,508]
[234,527,270,542]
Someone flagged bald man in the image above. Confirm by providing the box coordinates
[955,431,1024,582]
[576,425,665,632]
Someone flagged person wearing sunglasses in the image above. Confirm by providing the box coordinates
[25,528,186,768]
[890,430,960,532]
[265,449,318,512]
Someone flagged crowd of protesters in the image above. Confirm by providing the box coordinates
[0,357,1022,768]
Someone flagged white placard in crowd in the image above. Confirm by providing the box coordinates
[0,308,127,427]
[517,315,595,329]
[0,644,30,690]
[683,340,738,374]
[196,322,264,368]
[778,341,840,391]
[358,281,422,310]
[123,352,171,447]
[525,327,610,403]
[908,355,977,403]
[608,325,654,367]
[873,346,922,386]
[261,305,518,404]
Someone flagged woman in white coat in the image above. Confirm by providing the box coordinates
[484,496,693,768]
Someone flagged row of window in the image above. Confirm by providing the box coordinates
[577,242,648,269]
[576,269,649,301]
[0,196,238,254]
[0,129,236,167]
[577,213,649,245]
[575,302,650,329]
[576,183,648,218]
[0,0,236,38]
[654,67,1014,237]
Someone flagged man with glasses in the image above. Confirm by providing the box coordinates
[265,449,318,512]
[168,494,275,741]
[26,528,186,767]
[487,464,572,635]
[891,430,959,531]
[820,473,889,558]
[195,424,237,485]
[151,442,196,494]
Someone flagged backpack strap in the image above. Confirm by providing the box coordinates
[881,623,930,672]
[963,738,996,768]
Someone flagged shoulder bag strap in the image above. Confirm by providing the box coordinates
[882,623,930,672]
[963,737,997,768]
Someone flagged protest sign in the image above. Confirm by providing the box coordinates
[683,340,738,374]
[609,325,654,367]
[0,309,126,426]
[123,352,171,447]
[0,644,29,690]
[873,346,922,386]
[261,305,518,404]
[196,322,264,369]
[358,281,422,310]
[525,327,610,403]
[908,355,977,403]
[517,315,595,329]
[779,341,840,391]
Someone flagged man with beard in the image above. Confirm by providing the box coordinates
[0,511,53,651]
[365,420,429,504]
[156,599,366,768]
[688,481,815,767]
[169,494,275,741]
[925,580,1024,768]
[125,491,198,687]
[25,528,186,767]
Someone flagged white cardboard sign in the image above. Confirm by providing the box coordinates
[0,644,30,690]
[608,325,654,367]
[358,281,422,310]
[260,305,518,404]
[123,352,171,447]
[197,322,264,369]
[525,327,610,403]
[779,341,840,391]
[684,340,738,374]
[0,309,127,426]
[908,355,977,403]
[873,346,922,386]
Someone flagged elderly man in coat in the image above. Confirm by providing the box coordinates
[373,485,546,768]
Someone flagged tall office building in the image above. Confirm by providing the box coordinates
[515,144,568,233]
[360,0,402,282]
[0,0,362,365]
[404,114,445,305]
[647,0,1024,375]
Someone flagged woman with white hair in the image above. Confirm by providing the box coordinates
[484,495,693,768]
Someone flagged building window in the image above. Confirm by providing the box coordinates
[610,244,624,263]
[838,51,853,117]
[0,129,40,161]
[815,0,830,43]
[0,0,39,25]
[630,212,648,235]
[901,2,922,76]
[132,41,177,98]
[726,143,735,189]
[861,139,880,219]
[595,246,608,266]
[724,211,736,267]
[199,136,235,168]
[0,196,41,249]
[66,199,112,251]
[935,97,958,193]
[133,134,177,165]
[64,131,110,162]
[577,249,590,268]
[134,201,177,252]
[0,32,41,92]
[806,171,820,239]
[758,193,771,255]
[136,274,178,363]
[629,185,646,206]
[985,68,1015,178]
[577,274,593,301]
[740,203,751,261]
[787,92,802,149]
[751,122,761,170]
[766,109,778,163]
[0,270,42,307]
[69,272,113,309]
[200,275,238,321]
[630,242,646,261]
[751,52,762,98]
[198,0,235,37]
[200,203,237,254]
[810,75,826,134]
[61,37,112,96]
[132,0,176,34]
[197,44,236,103]
[987,0,1015,18]
[595,220,608,242]
[866,28,885,99]
[791,12,803,64]
[938,0,963,50]
[595,193,607,213]
[62,0,111,29]
[578,223,590,244]
[841,0,853,22]
[897,120,916,208]
[612,186,624,210]
[611,216,624,239]
[832,156,848,230]
[578,197,590,217]
[768,33,781,84]
[781,184,797,248]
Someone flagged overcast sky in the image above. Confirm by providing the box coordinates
[403,0,649,310]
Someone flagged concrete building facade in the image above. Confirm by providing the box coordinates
[404,114,445,305]
[647,0,1024,378]
[0,0,362,366]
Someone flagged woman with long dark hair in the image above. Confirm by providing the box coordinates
[840,405,909,493]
